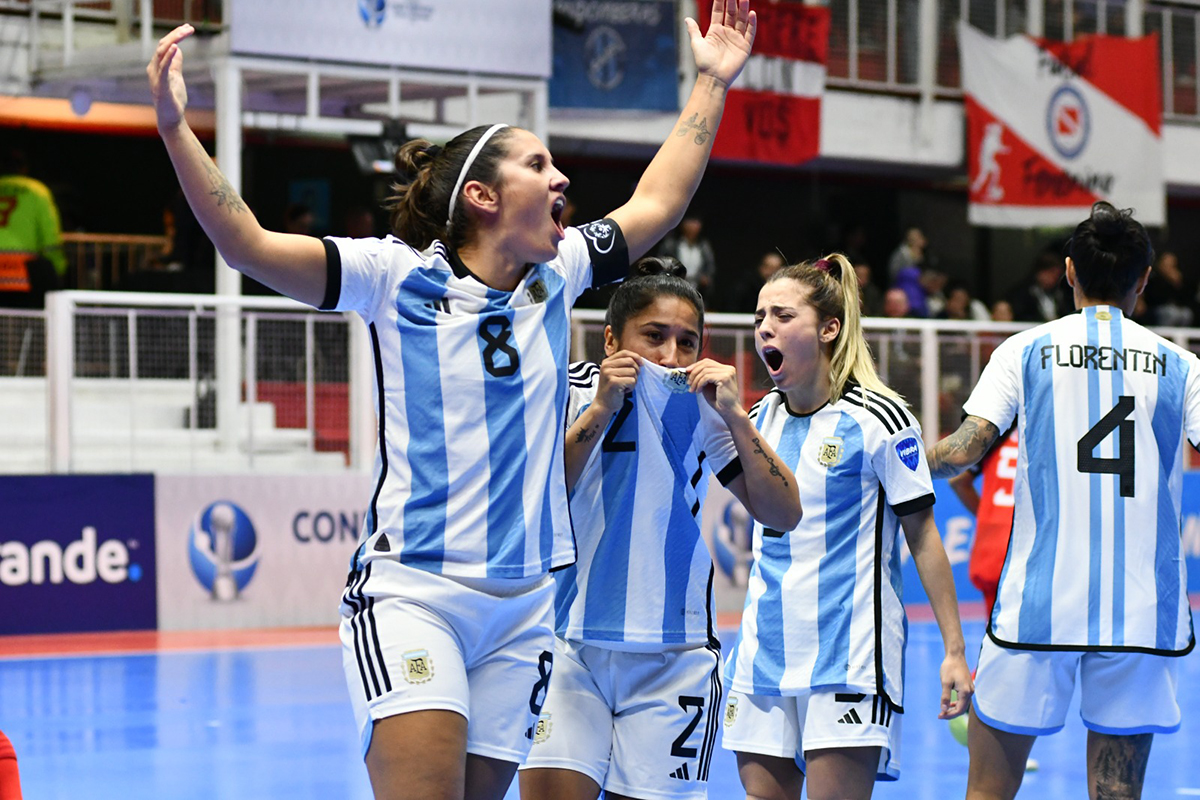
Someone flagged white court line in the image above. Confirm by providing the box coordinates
[1175,789,1200,795]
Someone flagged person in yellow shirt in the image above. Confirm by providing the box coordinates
[0,150,65,305]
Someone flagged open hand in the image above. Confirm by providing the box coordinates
[147,24,194,133]
[685,0,757,89]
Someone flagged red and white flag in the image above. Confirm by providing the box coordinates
[960,22,1163,227]
[699,2,828,166]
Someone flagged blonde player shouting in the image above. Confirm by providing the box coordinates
[145,3,756,799]
[722,254,973,800]
[930,202,1198,800]
[519,257,800,800]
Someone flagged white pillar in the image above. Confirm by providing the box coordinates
[1027,0,1045,37]
[46,291,74,473]
[214,57,243,454]
[916,0,938,145]
[348,315,377,474]
[1125,0,1144,37]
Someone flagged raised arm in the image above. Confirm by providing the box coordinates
[900,507,973,719]
[148,25,328,306]
[927,415,1000,479]
[607,0,756,260]
[688,360,801,531]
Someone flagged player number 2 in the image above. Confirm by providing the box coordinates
[478,316,520,378]
[670,695,705,759]
[1076,395,1135,497]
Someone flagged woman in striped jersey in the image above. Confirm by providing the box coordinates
[145,4,756,799]
[520,257,800,800]
[722,254,973,799]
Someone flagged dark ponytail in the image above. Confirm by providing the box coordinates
[605,256,705,340]
[385,125,514,250]
[1067,201,1153,303]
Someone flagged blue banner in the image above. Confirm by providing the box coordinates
[0,475,157,634]
[902,475,1200,604]
[550,0,678,111]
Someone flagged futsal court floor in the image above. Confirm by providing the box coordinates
[5,615,1200,799]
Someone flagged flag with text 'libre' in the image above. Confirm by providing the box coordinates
[959,22,1163,227]
[698,1,828,166]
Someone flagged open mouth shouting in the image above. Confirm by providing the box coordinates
[762,346,784,373]
[551,197,566,237]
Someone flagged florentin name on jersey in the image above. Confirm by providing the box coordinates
[1039,344,1168,377]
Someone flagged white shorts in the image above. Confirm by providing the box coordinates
[520,638,723,800]
[973,636,1181,735]
[339,558,555,762]
[720,689,901,781]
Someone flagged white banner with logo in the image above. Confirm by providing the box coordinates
[229,0,552,77]
[155,474,373,630]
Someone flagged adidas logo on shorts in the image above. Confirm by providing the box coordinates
[669,762,691,781]
[837,708,864,725]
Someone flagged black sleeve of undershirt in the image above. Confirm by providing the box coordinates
[715,458,744,487]
[576,218,629,288]
[318,238,342,311]
[892,492,936,517]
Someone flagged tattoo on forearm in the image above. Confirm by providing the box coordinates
[197,140,248,215]
[575,425,598,444]
[752,437,789,487]
[1091,733,1152,799]
[928,417,999,478]
[675,113,712,145]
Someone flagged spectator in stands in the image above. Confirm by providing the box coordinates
[658,213,716,301]
[921,267,949,317]
[342,205,378,239]
[888,226,926,281]
[854,259,883,316]
[1005,248,1072,322]
[1144,250,1195,328]
[892,264,929,317]
[991,299,1014,322]
[731,250,784,312]
[0,149,64,307]
[883,286,911,318]
[939,281,990,321]
[283,203,316,236]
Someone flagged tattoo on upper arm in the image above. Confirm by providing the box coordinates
[752,437,788,487]
[197,140,248,215]
[928,416,1000,478]
[675,113,712,145]
[1091,732,1152,799]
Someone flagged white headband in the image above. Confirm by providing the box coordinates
[446,123,509,229]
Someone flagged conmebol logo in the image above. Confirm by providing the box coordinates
[0,527,139,586]
[188,501,259,601]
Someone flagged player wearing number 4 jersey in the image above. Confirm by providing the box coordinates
[930,201,1199,800]
[146,3,756,797]
[519,258,800,800]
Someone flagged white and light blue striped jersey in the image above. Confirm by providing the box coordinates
[963,305,1200,654]
[725,387,936,708]
[554,360,743,648]
[321,220,628,579]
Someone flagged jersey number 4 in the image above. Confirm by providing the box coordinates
[1077,395,1135,497]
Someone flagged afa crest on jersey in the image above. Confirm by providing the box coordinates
[663,368,690,394]
[402,649,434,684]
[532,713,552,744]
[817,436,843,467]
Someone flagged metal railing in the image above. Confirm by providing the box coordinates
[4,295,1200,475]
[61,232,171,290]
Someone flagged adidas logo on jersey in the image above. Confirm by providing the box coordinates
[837,708,864,725]
[669,763,692,781]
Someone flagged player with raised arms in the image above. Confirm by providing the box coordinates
[145,3,756,798]
[722,254,973,800]
[519,256,801,800]
[929,201,1198,800]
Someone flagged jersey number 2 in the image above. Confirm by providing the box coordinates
[671,695,705,758]
[1077,395,1135,497]
[478,316,520,378]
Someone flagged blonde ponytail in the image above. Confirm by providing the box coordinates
[766,253,902,404]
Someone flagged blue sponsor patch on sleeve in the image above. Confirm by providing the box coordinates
[895,437,921,471]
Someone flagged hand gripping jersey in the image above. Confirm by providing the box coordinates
[323,220,628,579]
[964,306,1200,654]
[724,387,935,709]
[554,360,743,648]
